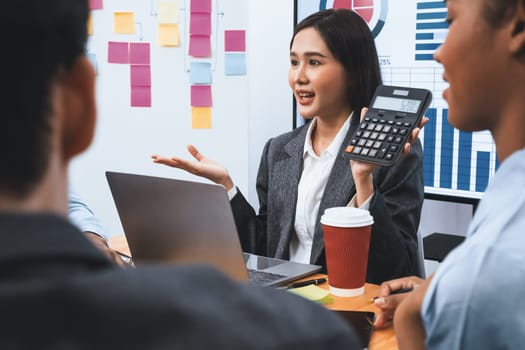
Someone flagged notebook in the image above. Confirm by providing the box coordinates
[105,171,322,287]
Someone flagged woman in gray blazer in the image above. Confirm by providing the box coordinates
[153,9,425,284]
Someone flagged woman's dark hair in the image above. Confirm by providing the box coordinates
[482,0,525,27]
[291,9,382,125]
[1,0,88,197]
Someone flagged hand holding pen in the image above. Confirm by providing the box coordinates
[372,276,425,328]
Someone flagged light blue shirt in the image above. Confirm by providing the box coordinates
[68,191,108,240]
[421,147,525,349]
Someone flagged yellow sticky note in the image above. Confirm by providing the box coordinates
[114,12,135,34]
[191,107,212,129]
[288,285,333,304]
[158,1,179,24]
[88,13,93,35]
[157,23,179,46]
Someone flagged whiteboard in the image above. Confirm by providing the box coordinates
[71,0,254,235]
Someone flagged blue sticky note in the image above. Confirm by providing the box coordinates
[224,52,246,76]
[190,62,212,84]
[87,53,98,75]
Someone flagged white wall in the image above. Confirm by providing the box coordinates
[247,0,294,208]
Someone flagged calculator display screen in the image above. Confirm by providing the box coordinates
[373,96,421,113]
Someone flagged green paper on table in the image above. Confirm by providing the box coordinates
[287,284,333,304]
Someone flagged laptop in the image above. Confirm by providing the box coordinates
[105,171,321,287]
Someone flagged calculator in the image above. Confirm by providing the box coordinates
[343,85,432,166]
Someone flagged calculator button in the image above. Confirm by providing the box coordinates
[399,129,408,135]
[355,131,363,137]
[345,145,354,153]
[372,118,378,123]
[365,140,374,148]
[394,137,403,144]
[396,121,403,126]
[379,119,386,124]
[363,131,371,138]
[374,124,383,132]
[383,126,392,133]
[403,122,411,127]
[367,124,376,131]
[350,138,358,145]
[361,148,370,156]
[370,132,379,140]
[389,145,398,152]
[392,127,399,134]
[360,123,368,129]
[369,149,378,157]
[377,148,387,158]
[387,120,394,125]
[364,117,371,122]
[358,139,367,146]
[378,133,387,141]
[387,136,395,142]
[373,141,382,149]
[353,147,362,154]
[385,153,394,161]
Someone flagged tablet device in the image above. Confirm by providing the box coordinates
[333,310,375,349]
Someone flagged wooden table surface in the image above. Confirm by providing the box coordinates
[108,235,397,350]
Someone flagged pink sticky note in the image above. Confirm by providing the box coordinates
[190,13,211,36]
[131,86,151,107]
[130,65,151,87]
[189,35,211,57]
[224,30,246,52]
[130,42,150,65]
[90,0,103,10]
[108,41,129,64]
[191,85,212,107]
[191,0,211,13]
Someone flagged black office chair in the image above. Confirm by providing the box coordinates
[423,232,465,262]
[415,228,426,278]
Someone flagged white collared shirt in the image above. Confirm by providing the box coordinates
[228,114,372,264]
[289,116,352,264]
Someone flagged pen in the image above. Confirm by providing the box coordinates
[288,278,327,289]
[369,286,414,303]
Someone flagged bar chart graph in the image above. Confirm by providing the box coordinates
[415,0,448,61]
[381,66,498,198]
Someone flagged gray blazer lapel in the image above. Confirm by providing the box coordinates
[310,125,357,264]
[270,127,307,259]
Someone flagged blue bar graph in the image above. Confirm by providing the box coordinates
[457,131,472,190]
[476,152,491,192]
[415,54,435,60]
[417,12,447,20]
[416,33,434,40]
[423,108,437,187]
[440,109,453,189]
[417,1,446,9]
[415,0,447,61]
[415,43,441,50]
[416,21,449,30]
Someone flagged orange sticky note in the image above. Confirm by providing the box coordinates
[191,107,212,129]
[157,23,179,46]
[158,1,179,24]
[114,12,135,34]
[88,13,93,35]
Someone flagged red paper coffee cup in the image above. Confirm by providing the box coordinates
[321,207,374,297]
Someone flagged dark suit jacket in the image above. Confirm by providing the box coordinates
[231,120,424,284]
[0,213,359,349]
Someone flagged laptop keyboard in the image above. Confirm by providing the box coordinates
[247,269,287,286]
